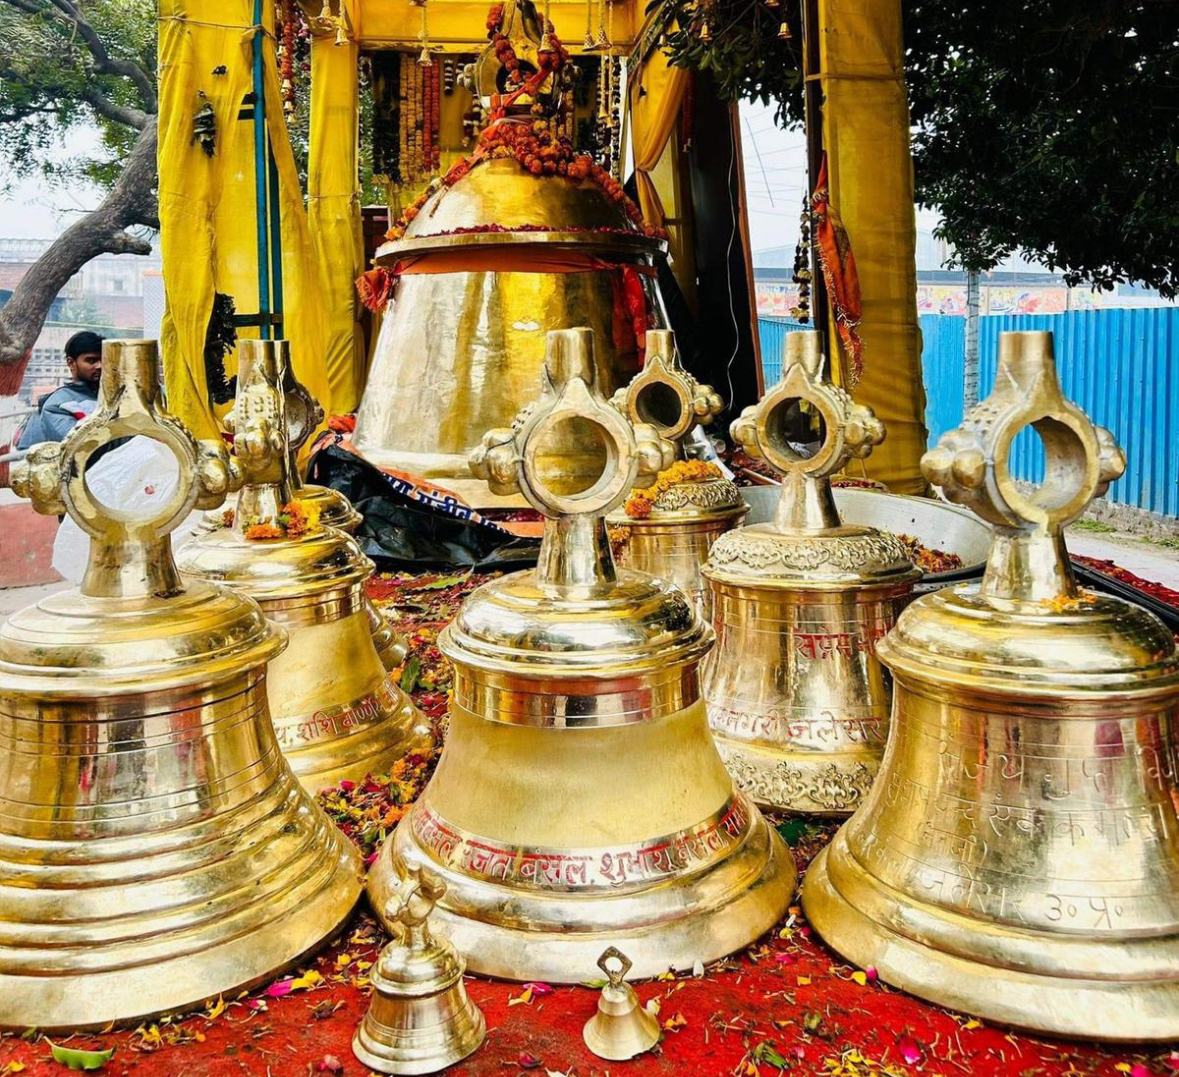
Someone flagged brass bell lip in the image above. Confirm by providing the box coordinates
[374,802,797,981]
[803,835,1179,1042]
[296,483,364,532]
[0,583,284,697]
[376,227,667,264]
[879,587,1179,697]
[439,568,713,678]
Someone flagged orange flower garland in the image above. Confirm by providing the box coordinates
[624,459,723,519]
[243,499,320,541]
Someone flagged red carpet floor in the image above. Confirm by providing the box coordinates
[2,571,1177,1077]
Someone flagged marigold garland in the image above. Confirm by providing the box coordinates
[243,499,321,541]
[624,459,724,518]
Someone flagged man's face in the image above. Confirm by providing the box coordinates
[68,351,103,385]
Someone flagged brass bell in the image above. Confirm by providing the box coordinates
[803,330,1179,1040]
[368,327,797,981]
[583,947,660,1061]
[200,355,408,671]
[177,340,433,792]
[353,866,486,1075]
[0,340,362,1030]
[702,331,920,814]
[606,329,747,619]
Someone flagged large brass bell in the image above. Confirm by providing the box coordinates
[702,332,920,814]
[177,340,432,792]
[606,329,747,618]
[353,866,486,1075]
[0,340,362,1030]
[803,330,1179,1040]
[368,327,797,980]
[200,354,408,670]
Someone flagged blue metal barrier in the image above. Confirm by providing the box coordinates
[756,317,812,386]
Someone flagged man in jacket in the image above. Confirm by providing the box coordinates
[18,331,104,447]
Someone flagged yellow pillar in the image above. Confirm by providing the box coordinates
[818,0,927,493]
[308,30,366,412]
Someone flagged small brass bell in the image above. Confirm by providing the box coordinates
[368,327,797,981]
[804,330,1179,1040]
[200,355,408,670]
[702,331,920,814]
[583,947,660,1061]
[607,329,747,619]
[353,866,486,1075]
[177,340,432,792]
[0,339,362,1030]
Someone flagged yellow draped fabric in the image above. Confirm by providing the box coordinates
[308,32,366,412]
[159,0,331,440]
[818,0,927,494]
[628,43,688,229]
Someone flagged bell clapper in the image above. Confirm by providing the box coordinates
[583,947,661,1061]
[353,866,487,1075]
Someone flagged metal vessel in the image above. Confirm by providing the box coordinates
[368,328,797,981]
[803,330,1179,1040]
[0,340,362,1030]
[702,332,920,814]
[606,329,747,618]
[177,340,432,792]
[353,865,486,1075]
[199,357,407,669]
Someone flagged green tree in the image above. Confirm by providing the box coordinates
[0,0,157,378]
[657,0,1179,296]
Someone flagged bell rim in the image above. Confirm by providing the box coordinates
[376,227,667,265]
[607,495,750,527]
[352,1005,486,1075]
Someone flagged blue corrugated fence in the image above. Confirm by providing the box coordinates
[757,317,811,387]
[757,309,1179,518]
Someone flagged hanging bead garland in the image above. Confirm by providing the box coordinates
[791,190,813,322]
[277,0,301,121]
[443,58,457,93]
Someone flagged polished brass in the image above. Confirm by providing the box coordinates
[606,328,747,618]
[702,332,920,815]
[199,357,407,670]
[177,340,432,792]
[352,158,668,506]
[582,948,660,1061]
[353,865,486,1075]
[0,339,363,1031]
[368,328,797,981]
[803,330,1179,1040]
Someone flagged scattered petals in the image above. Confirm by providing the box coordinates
[896,1033,926,1066]
[314,1056,344,1074]
[521,981,554,997]
[517,1052,543,1069]
[692,958,705,978]
[662,1012,687,1033]
[851,970,868,986]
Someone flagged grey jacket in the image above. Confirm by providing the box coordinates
[18,381,99,448]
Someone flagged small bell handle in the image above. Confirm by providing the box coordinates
[922,330,1125,603]
[609,329,725,449]
[731,329,883,532]
[384,865,448,953]
[596,946,633,989]
[225,340,298,535]
[469,328,673,589]
[11,338,241,600]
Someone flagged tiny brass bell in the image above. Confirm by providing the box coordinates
[583,947,660,1061]
[178,340,432,792]
[369,327,797,981]
[702,331,920,814]
[353,866,486,1075]
[0,340,362,1030]
[606,329,747,619]
[199,355,408,670]
[804,330,1179,1040]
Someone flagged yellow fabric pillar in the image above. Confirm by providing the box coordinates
[628,44,688,229]
[160,0,332,438]
[818,0,927,493]
[308,32,366,412]
[158,0,255,439]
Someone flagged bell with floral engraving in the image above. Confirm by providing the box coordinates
[702,331,920,815]
[0,339,362,1031]
[368,327,797,981]
[606,329,747,619]
[177,340,432,792]
[803,330,1179,1040]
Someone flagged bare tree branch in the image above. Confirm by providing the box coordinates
[79,84,148,129]
[43,0,157,111]
[0,118,158,383]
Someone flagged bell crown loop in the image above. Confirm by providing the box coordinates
[732,330,884,533]
[922,330,1126,604]
[611,329,725,447]
[11,339,241,600]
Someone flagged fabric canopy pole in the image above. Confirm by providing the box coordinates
[628,42,689,230]
[817,0,927,494]
[308,29,366,413]
[159,0,332,438]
